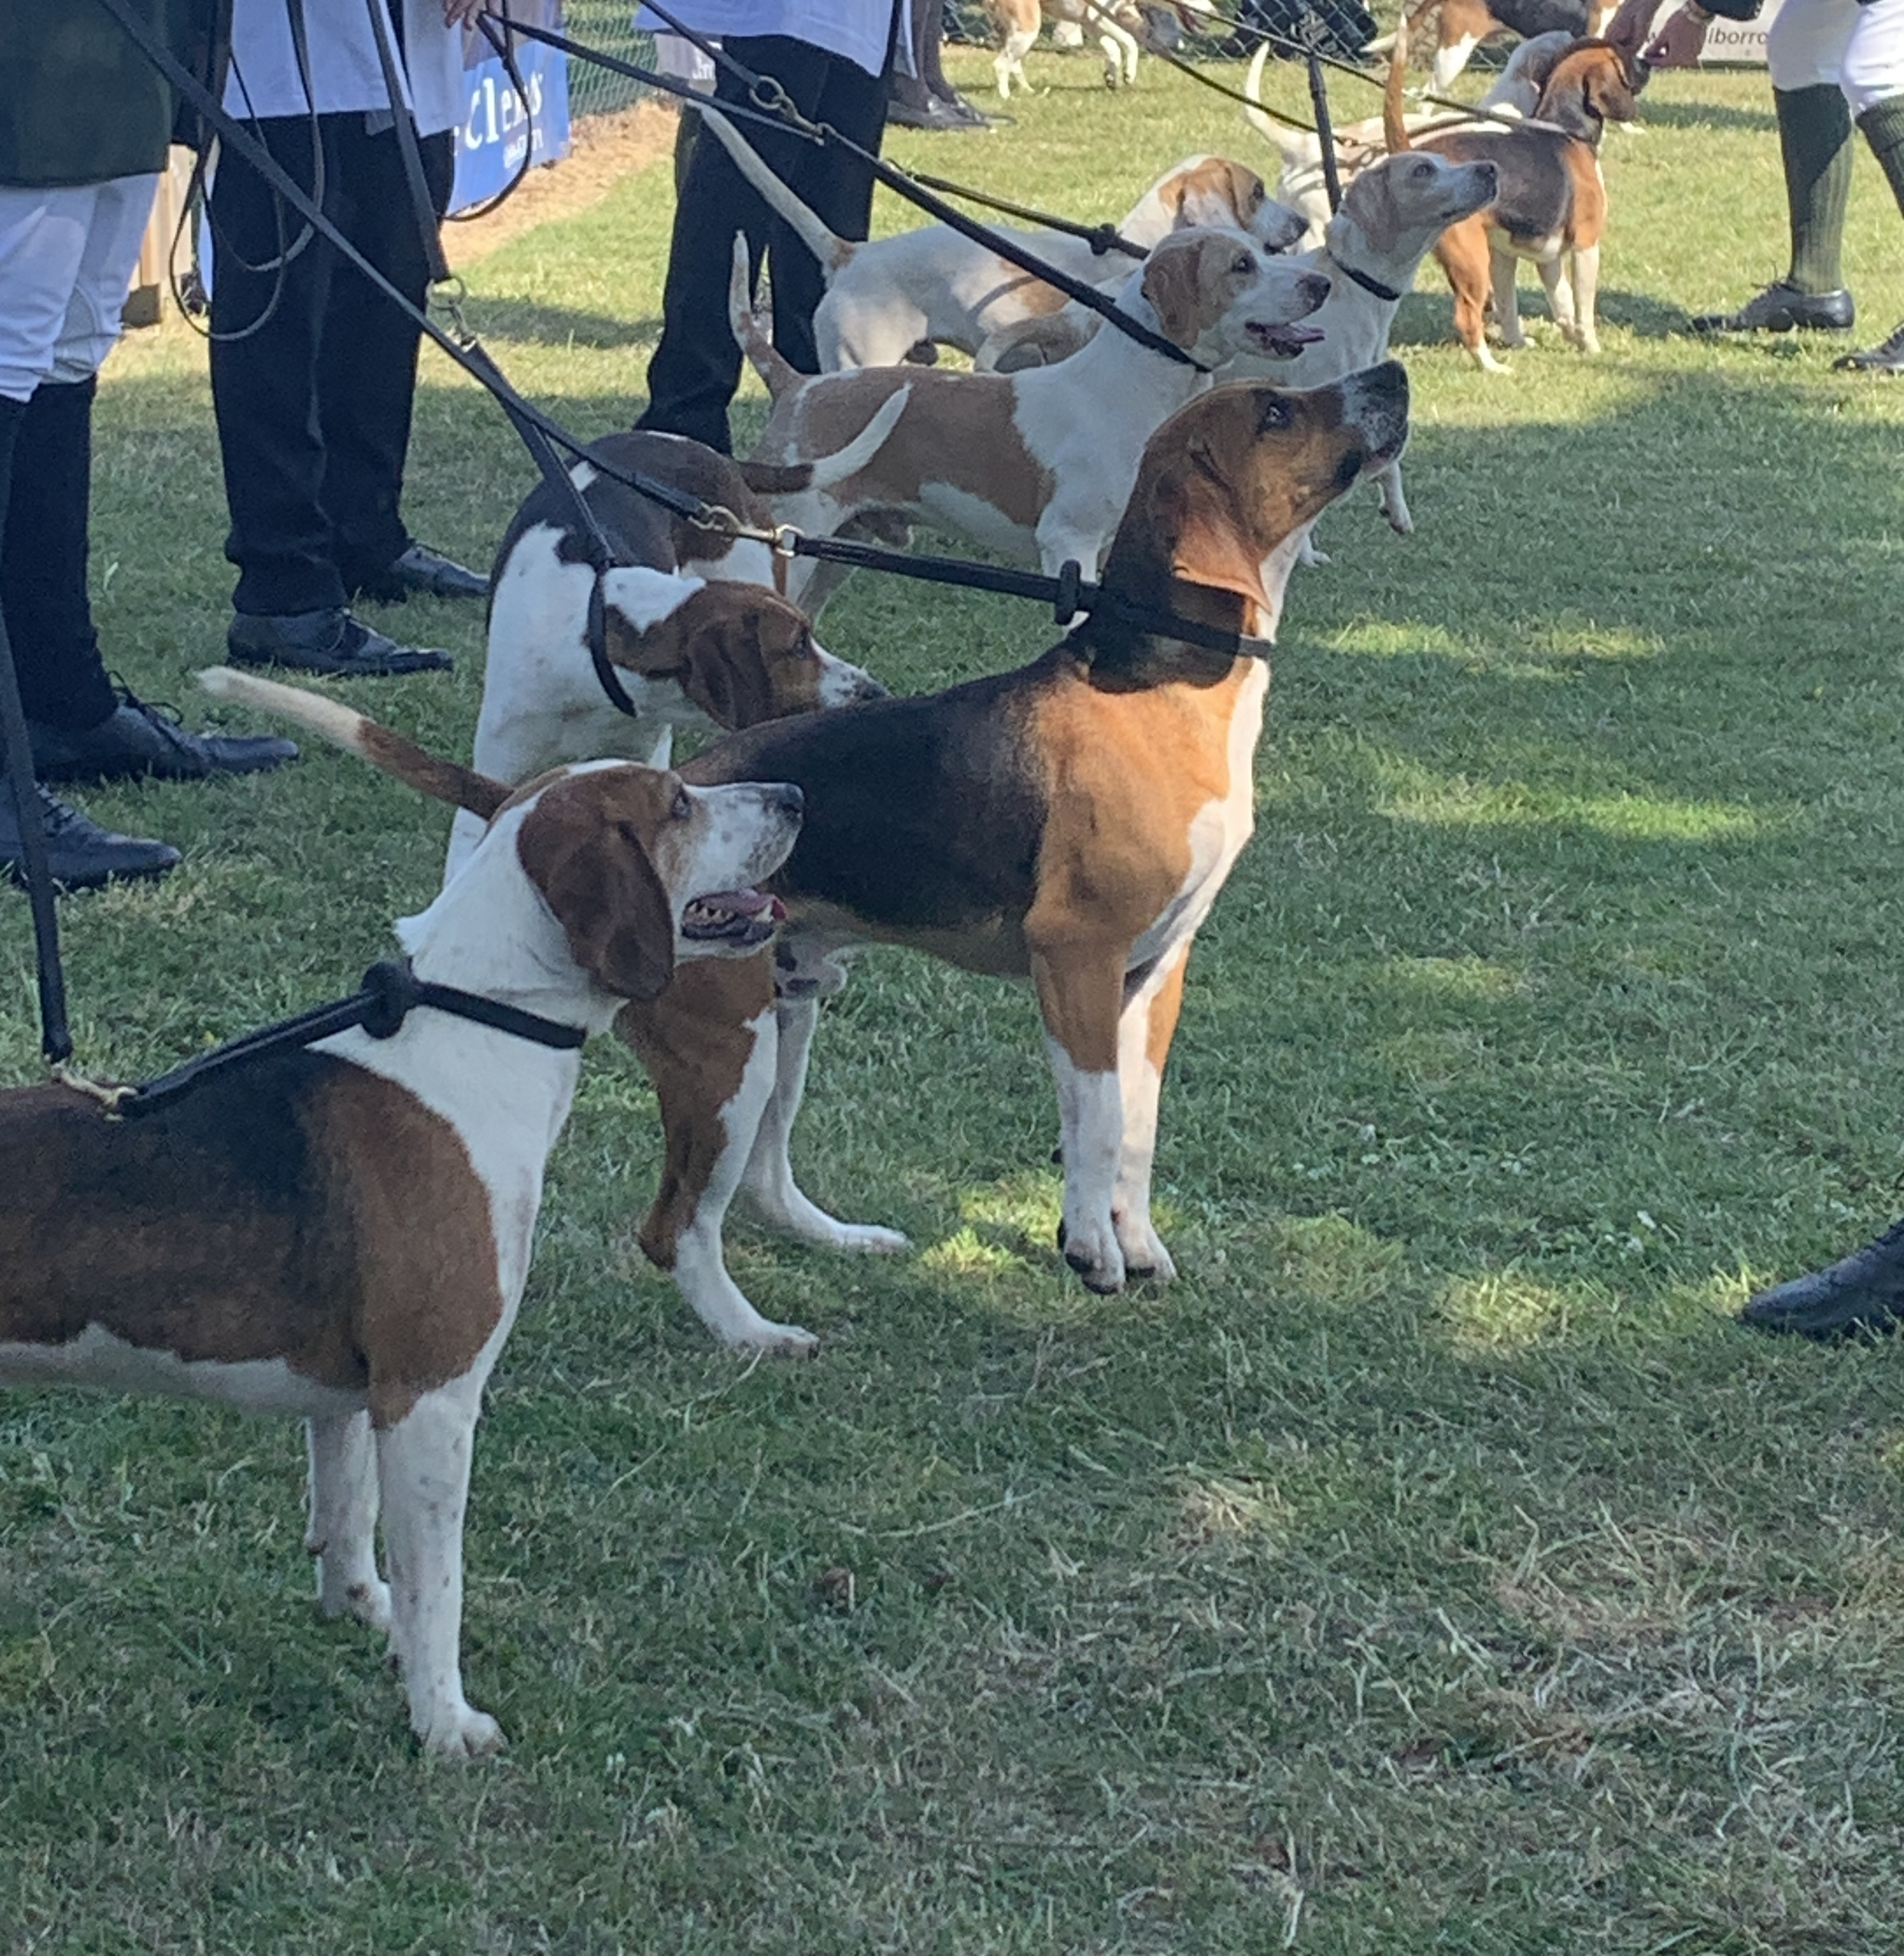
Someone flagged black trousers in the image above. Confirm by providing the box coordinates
[638,29,894,455]
[1,376,117,733]
[209,113,454,617]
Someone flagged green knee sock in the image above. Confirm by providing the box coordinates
[1859,95,1904,227]
[1778,83,1854,294]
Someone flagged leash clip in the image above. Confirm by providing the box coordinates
[429,272,473,345]
[770,524,800,560]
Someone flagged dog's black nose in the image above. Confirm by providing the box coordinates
[772,784,805,819]
[856,673,890,701]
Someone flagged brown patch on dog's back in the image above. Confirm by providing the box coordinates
[0,1060,504,1427]
[760,366,1056,538]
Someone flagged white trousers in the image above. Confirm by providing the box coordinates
[1770,0,1904,116]
[0,174,159,403]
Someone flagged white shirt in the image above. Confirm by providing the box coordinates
[633,2,897,78]
[224,0,466,136]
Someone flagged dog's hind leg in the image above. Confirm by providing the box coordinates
[307,1411,390,1632]
[1111,942,1189,1283]
[1567,244,1601,354]
[995,29,1036,96]
[1537,253,1579,343]
[1375,461,1413,537]
[741,991,909,1255]
[1490,243,1526,349]
[375,1374,503,1759]
[622,960,821,1356]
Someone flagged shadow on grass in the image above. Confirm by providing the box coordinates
[1640,95,1777,134]
[1389,284,1696,347]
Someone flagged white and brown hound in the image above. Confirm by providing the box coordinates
[0,699,803,1757]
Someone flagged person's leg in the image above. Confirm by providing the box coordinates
[209,114,346,618]
[771,39,894,373]
[0,176,293,788]
[1833,0,1904,367]
[210,115,452,676]
[319,124,482,599]
[1692,0,1860,331]
[0,183,176,885]
[638,36,836,452]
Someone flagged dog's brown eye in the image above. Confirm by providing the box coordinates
[1412,160,1434,179]
[671,788,692,822]
[1233,254,1253,275]
[1259,396,1293,432]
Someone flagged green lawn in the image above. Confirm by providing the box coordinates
[6,46,1904,1954]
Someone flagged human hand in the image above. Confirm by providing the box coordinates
[443,0,486,26]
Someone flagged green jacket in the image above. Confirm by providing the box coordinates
[0,0,219,188]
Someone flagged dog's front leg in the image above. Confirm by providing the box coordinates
[306,1411,390,1632]
[375,1377,502,1759]
[621,960,819,1355]
[741,991,909,1256]
[1113,941,1189,1282]
[1032,944,1128,1293]
[1374,462,1412,538]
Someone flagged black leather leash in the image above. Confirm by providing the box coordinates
[102,958,585,1121]
[906,171,1146,260]
[99,0,1264,676]
[544,4,1209,373]
[0,607,71,1064]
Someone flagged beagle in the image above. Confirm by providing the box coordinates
[733,228,1332,597]
[458,416,897,878]
[1242,34,1556,246]
[621,364,1413,1351]
[1229,150,1498,547]
[699,103,1306,372]
[1399,27,1649,366]
[1406,0,1615,94]
[0,698,803,1757]
[992,0,1148,93]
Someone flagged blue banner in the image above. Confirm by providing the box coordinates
[450,1,573,214]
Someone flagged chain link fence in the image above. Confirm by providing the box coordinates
[562,3,658,121]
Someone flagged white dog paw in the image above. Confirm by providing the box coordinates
[732,1319,820,1358]
[1057,1214,1126,1295]
[1115,1215,1178,1285]
[836,1222,909,1255]
[418,1703,506,1760]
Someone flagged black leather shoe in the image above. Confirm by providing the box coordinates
[887,92,995,131]
[1740,1216,1904,1339]
[0,784,180,890]
[1834,320,1904,373]
[226,608,452,677]
[29,687,298,785]
[348,544,489,604]
[1690,281,1854,334]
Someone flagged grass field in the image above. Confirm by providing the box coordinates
[7,43,1904,1953]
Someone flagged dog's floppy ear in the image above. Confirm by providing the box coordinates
[1226,160,1267,220]
[1142,239,1206,348]
[1584,51,1642,119]
[517,772,677,1001]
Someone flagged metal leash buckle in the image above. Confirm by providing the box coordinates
[687,500,746,537]
[429,272,473,344]
[770,524,800,559]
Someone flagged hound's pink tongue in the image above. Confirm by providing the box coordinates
[1248,319,1326,356]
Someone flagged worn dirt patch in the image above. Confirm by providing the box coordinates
[445,100,678,269]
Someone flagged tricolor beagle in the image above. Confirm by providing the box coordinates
[622,364,1412,1351]
[0,708,803,1757]
[734,228,1333,595]
[699,103,1306,373]
[1398,27,1649,366]
[1406,0,1615,95]
[457,418,896,878]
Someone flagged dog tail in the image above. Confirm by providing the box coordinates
[1385,8,1413,150]
[1241,43,1312,164]
[727,234,803,402]
[198,667,509,819]
[697,106,854,279]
